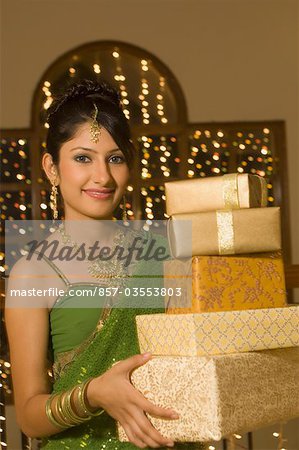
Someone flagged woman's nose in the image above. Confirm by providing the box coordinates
[92,161,114,185]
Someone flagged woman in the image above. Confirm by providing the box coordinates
[5,80,204,449]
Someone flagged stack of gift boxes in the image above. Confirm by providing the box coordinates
[164,173,285,314]
[118,173,299,443]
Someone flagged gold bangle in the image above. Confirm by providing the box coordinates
[53,393,76,427]
[46,380,104,432]
[77,378,104,417]
[57,390,82,426]
[63,386,90,423]
[45,395,69,430]
[72,385,89,418]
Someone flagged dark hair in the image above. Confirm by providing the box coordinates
[46,79,135,169]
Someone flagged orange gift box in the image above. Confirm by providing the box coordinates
[164,253,286,314]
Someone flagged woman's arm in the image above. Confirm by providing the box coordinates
[5,306,65,438]
[5,257,68,438]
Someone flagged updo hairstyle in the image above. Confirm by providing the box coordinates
[46,79,135,169]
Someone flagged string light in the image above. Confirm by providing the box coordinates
[42,82,53,110]
[141,59,148,71]
[140,185,167,223]
[112,49,130,120]
[140,76,150,124]
[93,64,101,74]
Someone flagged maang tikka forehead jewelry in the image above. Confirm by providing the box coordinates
[90,103,102,143]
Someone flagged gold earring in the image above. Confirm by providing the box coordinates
[122,195,128,222]
[50,181,58,220]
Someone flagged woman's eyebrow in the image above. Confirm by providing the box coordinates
[70,146,121,153]
[70,146,97,152]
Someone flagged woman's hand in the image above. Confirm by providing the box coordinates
[86,353,178,448]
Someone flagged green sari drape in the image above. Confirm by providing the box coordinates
[40,231,205,450]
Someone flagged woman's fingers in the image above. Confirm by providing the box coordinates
[118,404,174,448]
[132,409,175,448]
[146,402,179,420]
[122,423,147,449]
[132,389,179,420]
[100,354,179,447]
[114,352,152,375]
[115,359,180,421]
[123,417,173,449]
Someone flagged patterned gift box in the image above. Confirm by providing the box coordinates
[165,173,267,215]
[135,307,299,356]
[164,253,286,314]
[118,348,299,442]
[167,207,281,257]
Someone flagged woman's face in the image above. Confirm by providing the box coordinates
[44,123,130,220]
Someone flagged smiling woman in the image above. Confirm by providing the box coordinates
[4,80,205,450]
[42,80,134,221]
[43,124,130,221]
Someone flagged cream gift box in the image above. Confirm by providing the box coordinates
[165,173,267,215]
[118,348,299,442]
[135,307,299,356]
[167,207,281,257]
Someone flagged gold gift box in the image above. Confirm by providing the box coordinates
[167,207,281,257]
[135,307,299,356]
[165,173,267,215]
[118,348,299,442]
[164,253,286,314]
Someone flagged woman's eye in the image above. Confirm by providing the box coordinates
[74,155,91,163]
[109,155,125,164]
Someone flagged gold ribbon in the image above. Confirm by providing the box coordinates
[223,173,268,208]
[218,173,267,254]
[216,210,235,255]
[260,176,268,207]
[222,173,240,209]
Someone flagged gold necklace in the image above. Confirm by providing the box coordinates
[57,222,129,289]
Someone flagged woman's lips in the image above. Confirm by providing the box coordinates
[82,189,115,199]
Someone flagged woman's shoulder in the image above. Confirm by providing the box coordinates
[7,251,62,298]
[8,226,64,279]
[9,252,47,277]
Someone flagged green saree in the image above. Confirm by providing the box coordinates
[39,231,205,450]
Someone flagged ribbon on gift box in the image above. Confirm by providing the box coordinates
[260,177,268,207]
[222,173,240,209]
[216,209,235,254]
[222,173,267,210]
[218,174,267,254]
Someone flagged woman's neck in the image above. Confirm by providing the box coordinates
[62,218,119,248]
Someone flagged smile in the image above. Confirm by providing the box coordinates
[82,189,115,199]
